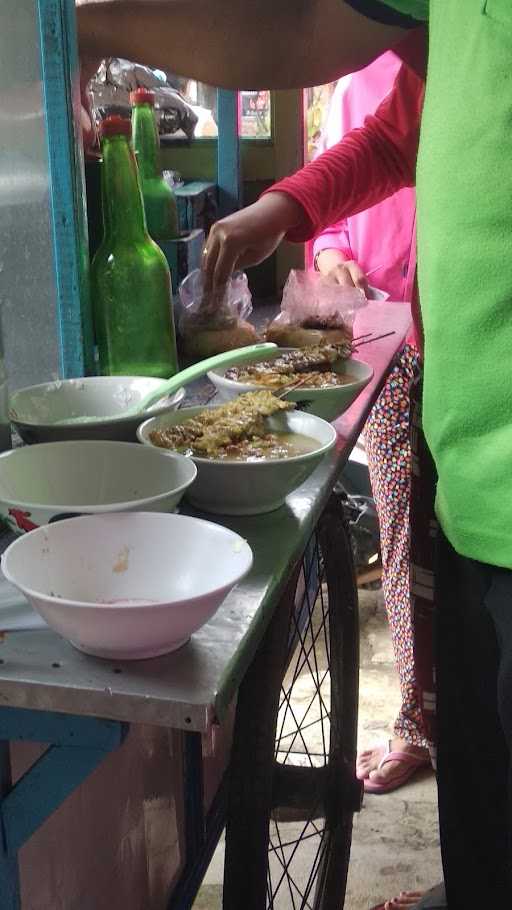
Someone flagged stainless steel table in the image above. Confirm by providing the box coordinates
[0,301,411,910]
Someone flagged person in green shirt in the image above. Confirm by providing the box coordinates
[77,1,512,905]
[344,7,512,909]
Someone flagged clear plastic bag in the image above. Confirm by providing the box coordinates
[274,269,367,335]
[89,58,199,140]
[178,269,258,357]
[178,268,253,332]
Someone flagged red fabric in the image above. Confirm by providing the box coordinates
[265,62,425,344]
[269,62,424,246]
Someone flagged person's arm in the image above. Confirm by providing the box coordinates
[203,62,424,285]
[76,0,420,91]
[202,192,304,287]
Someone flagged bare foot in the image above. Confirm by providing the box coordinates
[357,738,429,787]
[371,890,426,910]
[385,892,424,909]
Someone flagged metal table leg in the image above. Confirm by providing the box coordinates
[0,708,126,908]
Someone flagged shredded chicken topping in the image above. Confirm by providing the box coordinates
[149,391,294,457]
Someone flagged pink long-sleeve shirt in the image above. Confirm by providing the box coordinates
[267,59,425,344]
[313,53,416,304]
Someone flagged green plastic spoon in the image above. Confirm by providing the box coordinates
[55,343,279,425]
[136,342,279,414]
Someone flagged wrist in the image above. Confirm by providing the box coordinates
[314,248,348,274]
[262,191,305,234]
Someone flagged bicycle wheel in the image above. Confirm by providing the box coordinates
[223,495,362,910]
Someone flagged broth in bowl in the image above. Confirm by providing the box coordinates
[148,390,319,462]
[138,399,337,515]
[152,426,319,461]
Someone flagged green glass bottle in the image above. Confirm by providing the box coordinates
[130,87,180,241]
[91,115,178,378]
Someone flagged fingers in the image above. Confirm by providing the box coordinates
[345,260,369,294]
[202,230,220,290]
[202,221,243,289]
[213,234,245,288]
[202,199,286,289]
[329,261,369,294]
[203,225,280,288]
[327,263,357,288]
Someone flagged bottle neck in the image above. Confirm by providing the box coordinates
[132,103,161,180]
[100,134,148,244]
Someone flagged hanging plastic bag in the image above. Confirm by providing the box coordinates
[178,269,260,358]
[266,269,367,347]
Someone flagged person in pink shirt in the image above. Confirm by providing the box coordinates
[203,54,431,796]
[311,51,416,307]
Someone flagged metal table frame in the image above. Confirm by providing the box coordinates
[0,303,411,908]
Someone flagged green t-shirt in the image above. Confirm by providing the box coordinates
[348,0,512,568]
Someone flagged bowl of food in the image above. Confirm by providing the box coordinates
[9,376,185,444]
[0,440,197,535]
[138,391,337,515]
[1,512,253,659]
[207,345,373,422]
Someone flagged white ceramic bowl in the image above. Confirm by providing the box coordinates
[207,351,373,422]
[1,512,253,659]
[138,406,337,515]
[0,440,197,535]
[9,376,185,443]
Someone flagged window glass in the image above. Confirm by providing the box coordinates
[239,90,272,139]
[304,83,337,161]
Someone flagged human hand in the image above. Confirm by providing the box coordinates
[316,249,369,295]
[203,192,303,288]
[327,260,369,294]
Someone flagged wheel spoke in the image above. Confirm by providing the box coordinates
[268,817,330,910]
[276,688,316,767]
[284,607,331,703]
[269,818,322,910]
[271,820,300,910]
[302,829,329,908]
[222,509,358,910]
[277,623,332,764]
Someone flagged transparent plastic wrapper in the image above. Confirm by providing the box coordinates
[267,269,368,348]
[88,58,198,140]
[178,269,260,358]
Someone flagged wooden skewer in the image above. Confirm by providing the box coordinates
[276,375,312,399]
[352,330,396,349]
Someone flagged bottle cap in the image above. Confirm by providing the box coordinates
[130,87,155,106]
[99,115,132,139]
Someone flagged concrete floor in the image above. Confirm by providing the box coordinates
[193,586,442,910]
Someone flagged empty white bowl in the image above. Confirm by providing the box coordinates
[9,376,185,443]
[138,406,336,515]
[207,352,373,422]
[0,440,197,535]
[1,512,253,659]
